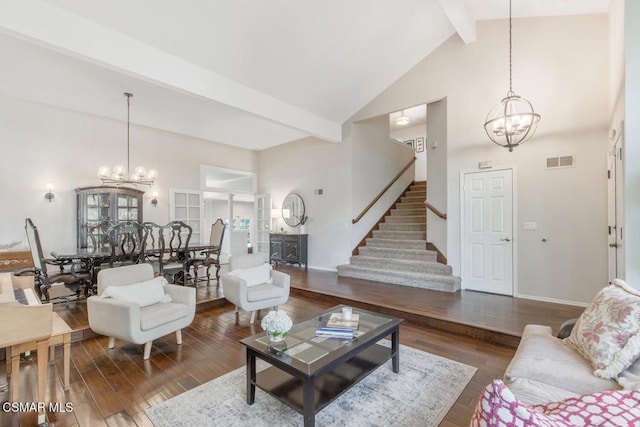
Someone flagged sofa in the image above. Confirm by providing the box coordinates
[471,279,640,425]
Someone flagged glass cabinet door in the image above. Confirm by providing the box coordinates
[77,186,145,248]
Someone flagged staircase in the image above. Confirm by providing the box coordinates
[337,181,461,292]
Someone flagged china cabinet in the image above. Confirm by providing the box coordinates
[76,186,144,249]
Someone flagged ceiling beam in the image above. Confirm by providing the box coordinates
[0,0,342,142]
[437,0,477,44]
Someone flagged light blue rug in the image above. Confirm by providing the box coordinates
[146,343,476,426]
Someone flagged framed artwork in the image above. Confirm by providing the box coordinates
[415,137,425,152]
[404,139,415,148]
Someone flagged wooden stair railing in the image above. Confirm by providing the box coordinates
[352,157,416,224]
[424,201,447,220]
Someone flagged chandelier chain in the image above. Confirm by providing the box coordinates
[125,92,132,177]
[509,0,512,94]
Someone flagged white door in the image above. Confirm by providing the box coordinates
[254,194,270,256]
[608,127,625,282]
[170,189,203,244]
[462,168,514,295]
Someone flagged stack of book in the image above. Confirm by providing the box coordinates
[316,312,359,339]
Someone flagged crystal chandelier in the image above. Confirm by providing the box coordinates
[484,0,540,152]
[98,93,157,186]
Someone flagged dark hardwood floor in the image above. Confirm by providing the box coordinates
[1,267,585,426]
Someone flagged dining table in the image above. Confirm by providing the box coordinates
[50,244,220,293]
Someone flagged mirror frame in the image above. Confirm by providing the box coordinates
[282,193,305,227]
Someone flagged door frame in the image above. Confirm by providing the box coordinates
[460,165,518,296]
[607,121,625,282]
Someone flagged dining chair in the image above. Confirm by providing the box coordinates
[188,218,226,285]
[25,218,92,303]
[86,221,113,251]
[159,221,192,285]
[106,221,148,267]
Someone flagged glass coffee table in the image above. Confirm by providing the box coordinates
[240,305,404,427]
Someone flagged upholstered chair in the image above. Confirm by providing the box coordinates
[87,263,195,359]
[221,253,290,324]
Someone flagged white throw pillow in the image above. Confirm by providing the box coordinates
[101,276,171,307]
[229,263,273,287]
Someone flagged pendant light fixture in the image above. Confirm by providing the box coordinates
[484,0,540,152]
[98,93,157,186]
[395,110,410,126]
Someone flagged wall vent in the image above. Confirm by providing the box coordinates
[546,155,575,169]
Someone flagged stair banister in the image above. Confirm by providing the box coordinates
[424,201,447,220]
[352,157,416,224]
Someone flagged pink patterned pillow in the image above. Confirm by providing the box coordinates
[565,279,640,379]
[470,379,640,427]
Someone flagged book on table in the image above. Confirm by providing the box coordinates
[315,312,359,339]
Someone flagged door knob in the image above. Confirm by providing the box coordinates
[609,243,618,248]
[500,237,511,242]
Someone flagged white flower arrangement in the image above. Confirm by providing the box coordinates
[261,309,293,334]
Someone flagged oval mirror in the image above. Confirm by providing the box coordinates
[282,193,305,227]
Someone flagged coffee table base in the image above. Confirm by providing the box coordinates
[247,340,399,427]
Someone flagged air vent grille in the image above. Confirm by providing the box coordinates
[546,155,575,169]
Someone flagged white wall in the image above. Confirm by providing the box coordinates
[390,124,427,181]
[350,14,609,304]
[0,95,257,255]
[258,136,352,270]
[258,117,414,270]
[426,99,448,256]
[350,115,416,249]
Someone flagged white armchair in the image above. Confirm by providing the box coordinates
[221,254,290,324]
[87,263,195,359]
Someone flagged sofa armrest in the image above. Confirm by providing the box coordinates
[87,296,140,340]
[557,318,578,339]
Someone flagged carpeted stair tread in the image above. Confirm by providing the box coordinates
[384,215,426,223]
[366,238,427,249]
[336,264,460,292]
[378,222,426,231]
[372,229,426,240]
[390,208,425,216]
[350,255,452,275]
[358,246,438,261]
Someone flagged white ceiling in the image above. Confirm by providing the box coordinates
[0,0,609,151]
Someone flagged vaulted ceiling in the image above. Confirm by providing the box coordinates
[0,0,608,150]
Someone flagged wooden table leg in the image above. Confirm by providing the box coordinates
[37,339,48,425]
[63,332,71,390]
[10,348,19,401]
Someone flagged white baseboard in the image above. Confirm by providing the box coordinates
[516,293,589,308]
[307,265,337,272]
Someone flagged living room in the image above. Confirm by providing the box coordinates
[1,1,639,425]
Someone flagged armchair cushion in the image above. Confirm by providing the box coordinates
[247,283,285,302]
[228,263,273,287]
[101,276,171,307]
[140,302,190,331]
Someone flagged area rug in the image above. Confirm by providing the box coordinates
[146,342,477,427]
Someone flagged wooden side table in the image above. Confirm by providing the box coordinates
[1,281,72,425]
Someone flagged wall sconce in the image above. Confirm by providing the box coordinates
[45,183,55,202]
[151,192,158,207]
